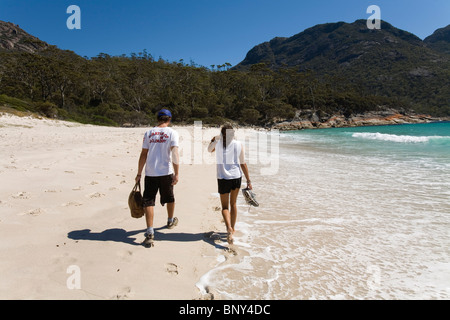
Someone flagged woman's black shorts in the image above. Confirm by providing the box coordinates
[143,174,175,207]
[217,177,242,195]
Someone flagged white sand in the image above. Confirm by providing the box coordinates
[0,114,232,300]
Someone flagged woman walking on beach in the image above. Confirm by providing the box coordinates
[208,124,252,244]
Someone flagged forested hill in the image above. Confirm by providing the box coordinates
[0,20,449,128]
[424,24,450,55]
[234,20,450,117]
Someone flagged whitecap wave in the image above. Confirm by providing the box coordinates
[352,132,447,143]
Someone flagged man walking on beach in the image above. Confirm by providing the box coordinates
[136,109,179,247]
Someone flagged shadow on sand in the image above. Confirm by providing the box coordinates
[67,227,229,250]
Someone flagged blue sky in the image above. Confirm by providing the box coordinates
[0,0,449,67]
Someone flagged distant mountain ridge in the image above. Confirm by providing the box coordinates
[234,19,450,115]
[424,24,450,55]
[235,19,448,70]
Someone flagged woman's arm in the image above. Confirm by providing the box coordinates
[240,163,252,190]
[239,144,252,189]
[207,135,220,153]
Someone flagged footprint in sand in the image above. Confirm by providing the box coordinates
[204,231,222,242]
[11,192,30,200]
[210,233,222,241]
[165,263,179,275]
[114,287,132,300]
[63,201,83,207]
[45,189,61,193]
[225,247,238,256]
[118,250,133,262]
[87,192,105,199]
[25,208,44,216]
[51,254,77,270]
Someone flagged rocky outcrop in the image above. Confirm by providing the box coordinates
[0,21,49,53]
[272,109,443,131]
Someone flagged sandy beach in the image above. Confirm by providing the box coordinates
[2,112,449,301]
[0,113,233,300]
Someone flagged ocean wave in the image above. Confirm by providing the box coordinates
[352,132,448,143]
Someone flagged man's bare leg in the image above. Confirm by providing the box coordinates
[167,202,175,220]
[143,206,155,247]
[166,202,178,228]
[145,206,154,229]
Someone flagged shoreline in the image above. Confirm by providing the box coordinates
[2,104,448,133]
[271,111,449,131]
[194,121,450,300]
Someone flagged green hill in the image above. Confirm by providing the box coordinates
[0,19,449,128]
[424,24,450,55]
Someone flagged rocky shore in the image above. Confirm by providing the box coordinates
[272,109,447,131]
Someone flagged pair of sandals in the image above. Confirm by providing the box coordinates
[242,188,259,207]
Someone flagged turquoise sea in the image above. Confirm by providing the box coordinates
[199,122,450,299]
[289,121,450,166]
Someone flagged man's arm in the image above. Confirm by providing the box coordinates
[136,148,148,183]
[171,146,179,185]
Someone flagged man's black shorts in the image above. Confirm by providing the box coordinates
[217,177,242,194]
[143,174,175,207]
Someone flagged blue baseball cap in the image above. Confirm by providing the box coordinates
[157,109,172,118]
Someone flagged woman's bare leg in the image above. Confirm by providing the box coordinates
[220,193,233,243]
[229,188,240,233]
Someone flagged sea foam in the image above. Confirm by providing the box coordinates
[199,123,450,300]
[352,132,446,143]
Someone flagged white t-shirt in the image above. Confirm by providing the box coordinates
[142,126,179,177]
[214,139,244,180]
